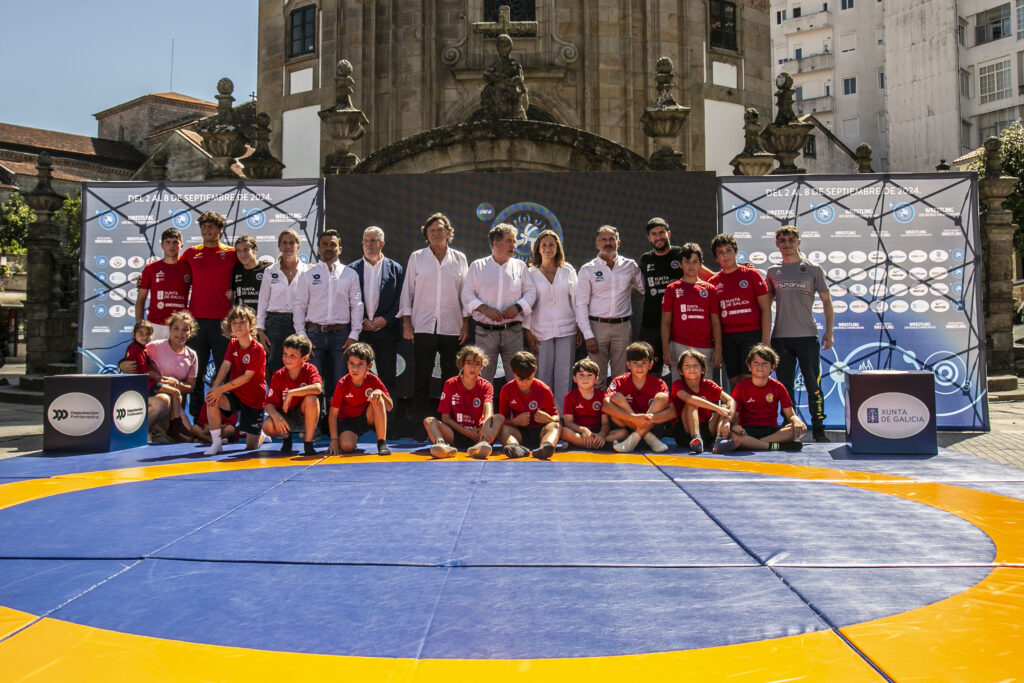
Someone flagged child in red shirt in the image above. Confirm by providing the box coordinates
[123,320,191,443]
[729,344,805,452]
[262,334,323,455]
[561,358,625,450]
[190,403,238,444]
[603,341,675,453]
[204,305,267,454]
[328,342,393,456]
[497,351,560,460]
[123,320,154,387]
[660,242,722,383]
[425,345,504,459]
[671,349,738,455]
[136,227,191,338]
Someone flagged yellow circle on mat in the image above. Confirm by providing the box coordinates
[0,451,1022,682]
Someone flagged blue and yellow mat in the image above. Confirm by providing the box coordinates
[1,440,1022,681]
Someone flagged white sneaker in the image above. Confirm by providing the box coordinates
[613,432,641,453]
[643,432,669,453]
[467,441,492,459]
[430,441,457,459]
[204,439,223,456]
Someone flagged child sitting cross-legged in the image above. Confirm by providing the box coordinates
[424,345,505,459]
[670,349,738,455]
[729,344,805,452]
[602,341,676,453]
[204,305,267,455]
[561,358,627,450]
[328,342,393,456]
[261,334,323,456]
[497,351,561,460]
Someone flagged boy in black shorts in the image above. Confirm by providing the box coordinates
[497,351,561,460]
[729,344,805,452]
[204,305,267,455]
[670,349,738,455]
[328,342,393,455]
[425,345,505,459]
[262,334,323,455]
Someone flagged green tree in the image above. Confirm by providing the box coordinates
[0,192,34,253]
[54,189,82,255]
[971,119,1024,258]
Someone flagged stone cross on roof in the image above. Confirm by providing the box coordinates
[472,5,538,39]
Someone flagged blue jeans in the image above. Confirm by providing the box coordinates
[306,325,350,405]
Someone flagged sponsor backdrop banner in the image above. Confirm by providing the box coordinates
[718,173,986,430]
[80,180,324,384]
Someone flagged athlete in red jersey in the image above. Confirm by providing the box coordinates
[603,342,674,453]
[728,344,804,452]
[561,358,626,450]
[203,305,267,455]
[497,351,560,460]
[262,334,323,455]
[328,342,393,455]
[424,345,504,459]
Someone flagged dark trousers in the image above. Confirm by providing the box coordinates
[307,325,350,406]
[772,335,825,427]
[263,311,295,379]
[188,317,230,419]
[639,325,667,380]
[362,335,397,398]
[413,332,459,420]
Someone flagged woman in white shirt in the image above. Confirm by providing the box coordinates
[524,230,579,405]
[256,229,309,378]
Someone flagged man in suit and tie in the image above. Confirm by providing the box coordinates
[349,226,405,397]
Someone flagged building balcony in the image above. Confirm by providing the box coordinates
[781,9,832,35]
[782,51,834,75]
[795,95,835,116]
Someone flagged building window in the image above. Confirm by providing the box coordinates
[804,135,817,157]
[777,9,787,23]
[793,6,802,17]
[288,6,316,58]
[878,71,885,89]
[483,0,536,24]
[962,120,972,150]
[977,106,1019,140]
[878,113,887,132]
[1018,0,1024,37]
[843,117,860,139]
[843,76,857,94]
[959,21,967,45]
[796,86,804,100]
[840,33,856,52]
[980,59,1012,103]
[709,0,738,51]
[841,0,854,10]
[961,69,971,97]
[795,47,803,59]
[975,4,1011,45]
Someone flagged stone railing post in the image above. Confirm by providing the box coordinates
[21,153,70,374]
[641,57,690,170]
[978,137,1020,382]
[320,60,369,175]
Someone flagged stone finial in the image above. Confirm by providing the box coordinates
[761,72,814,174]
[641,56,690,170]
[855,143,874,173]
[772,72,798,126]
[320,59,369,174]
[984,136,1004,178]
[198,76,248,179]
[730,108,774,176]
[935,159,951,172]
[244,112,286,179]
[23,152,63,216]
[151,151,169,181]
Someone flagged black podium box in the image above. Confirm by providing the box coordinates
[44,374,148,453]
[845,371,937,455]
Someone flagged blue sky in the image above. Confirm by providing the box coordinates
[2,1,258,137]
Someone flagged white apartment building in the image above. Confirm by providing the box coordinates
[771,0,888,171]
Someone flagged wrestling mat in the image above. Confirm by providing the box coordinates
[1,439,1022,681]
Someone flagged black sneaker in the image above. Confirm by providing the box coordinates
[280,435,295,453]
[812,426,830,443]
[780,440,804,452]
[503,444,530,459]
[303,441,317,456]
[532,443,555,460]
[377,440,391,456]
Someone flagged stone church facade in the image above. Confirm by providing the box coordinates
[257,0,773,176]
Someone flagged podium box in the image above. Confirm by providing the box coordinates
[44,374,148,453]
[845,371,937,455]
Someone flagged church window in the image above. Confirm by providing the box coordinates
[709,0,738,51]
[289,6,316,58]
[484,0,536,33]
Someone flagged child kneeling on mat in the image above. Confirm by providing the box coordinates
[671,349,738,455]
[602,342,675,453]
[328,342,392,456]
[424,345,504,459]
[204,305,267,455]
[262,334,323,456]
[729,344,805,452]
[497,351,560,460]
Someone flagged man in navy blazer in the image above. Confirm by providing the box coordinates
[349,226,405,397]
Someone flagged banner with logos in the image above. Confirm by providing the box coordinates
[718,173,987,430]
[79,180,324,383]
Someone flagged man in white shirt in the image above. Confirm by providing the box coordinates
[575,225,644,387]
[292,229,364,408]
[462,223,537,384]
[399,213,470,424]
[348,226,404,398]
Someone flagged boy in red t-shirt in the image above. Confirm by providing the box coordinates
[603,341,675,453]
[328,342,393,456]
[671,349,738,455]
[262,334,323,455]
[204,305,267,455]
[708,234,771,390]
[561,358,625,450]
[729,344,805,452]
[497,351,560,460]
[660,242,722,383]
[425,345,504,459]
[136,227,191,339]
